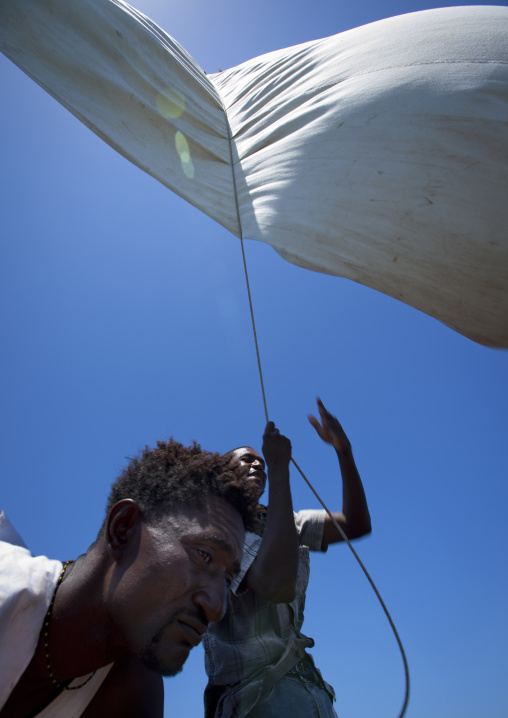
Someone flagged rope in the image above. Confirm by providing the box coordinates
[240,238,269,423]
[218,89,269,424]
[291,456,410,717]
[239,240,410,718]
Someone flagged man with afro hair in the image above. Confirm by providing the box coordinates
[0,437,259,718]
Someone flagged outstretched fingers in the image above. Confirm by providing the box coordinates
[308,398,350,453]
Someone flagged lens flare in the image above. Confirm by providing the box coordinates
[175,131,194,179]
[156,88,186,119]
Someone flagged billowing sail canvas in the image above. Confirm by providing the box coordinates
[1,1,507,346]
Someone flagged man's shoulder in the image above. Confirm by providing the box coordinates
[293,509,326,550]
[258,506,325,551]
[0,542,63,712]
[0,541,62,600]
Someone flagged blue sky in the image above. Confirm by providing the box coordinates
[1,1,507,717]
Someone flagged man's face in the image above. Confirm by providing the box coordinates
[229,447,267,497]
[107,494,244,676]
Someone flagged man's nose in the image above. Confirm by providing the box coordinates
[192,578,227,624]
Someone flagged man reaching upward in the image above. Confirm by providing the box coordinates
[203,399,371,718]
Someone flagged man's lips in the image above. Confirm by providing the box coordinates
[176,618,207,647]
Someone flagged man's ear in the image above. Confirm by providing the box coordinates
[106,499,142,562]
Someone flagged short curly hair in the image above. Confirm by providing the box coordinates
[102,438,259,533]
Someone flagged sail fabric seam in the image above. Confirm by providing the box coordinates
[216,93,244,240]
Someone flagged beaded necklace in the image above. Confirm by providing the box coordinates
[43,560,96,690]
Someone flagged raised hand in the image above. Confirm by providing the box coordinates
[308,398,351,454]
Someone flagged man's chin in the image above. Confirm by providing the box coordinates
[141,644,190,677]
[157,663,184,678]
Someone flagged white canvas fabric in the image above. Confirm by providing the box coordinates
[33,663,114,718]
[0,1,507,346]
[0,509,28,548]
[0,539,63,710]
[0,515,113,716]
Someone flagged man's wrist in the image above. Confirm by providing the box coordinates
[335,442,352,458]
[266,466,291,484]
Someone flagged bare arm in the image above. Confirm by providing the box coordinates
[244,422,299,603]
[308,399,372,550]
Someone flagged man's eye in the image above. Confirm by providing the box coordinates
[197,549,212,564]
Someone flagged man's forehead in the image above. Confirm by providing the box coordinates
[187,525,243,562]
[178,496,244,543]
[231,447,263,462]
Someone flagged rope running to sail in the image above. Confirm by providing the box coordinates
[239,236,410,718]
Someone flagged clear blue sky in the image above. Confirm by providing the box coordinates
[1,2,507,717]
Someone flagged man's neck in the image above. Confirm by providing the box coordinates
[49,550,121,677]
